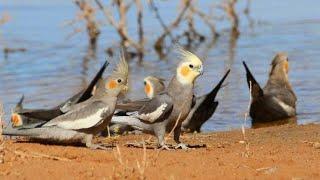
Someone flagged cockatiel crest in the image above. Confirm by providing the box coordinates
[175,46,203,85]
[144,76,166,99]
[105,53,129,95]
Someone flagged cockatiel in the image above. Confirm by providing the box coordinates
[143,76,166,99]
[113,71,230,134]
[243,53,297,123]
[112,47,203,149]
[3,56,129,149]
[10,60,109,128]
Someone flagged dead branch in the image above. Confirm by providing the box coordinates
[154,0,192,57]
[0,13,10,26]
[74,0,100,48]
[147,0,173,40]
[0,101,4,164]
[135,0,144,61]
[222,0,240,36]
[189,5,219,37]
[94,0,143,53]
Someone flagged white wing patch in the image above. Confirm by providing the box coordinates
[136,103,167,122]
[273,97,295,116]
[45,107,109,130]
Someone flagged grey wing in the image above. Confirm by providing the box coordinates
[116,98,150,112]
[136,94,173,123]
[43,101,110,130]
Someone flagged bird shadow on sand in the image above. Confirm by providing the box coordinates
[11,138,116,149]
[125,141,206,150]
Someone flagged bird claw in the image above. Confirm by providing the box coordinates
[158,144,171,151]
[88,143,112,150]
[175,143,189,150]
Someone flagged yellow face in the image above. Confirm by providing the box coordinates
[11,113,23,127]
[106,78,128,92]
[284,60,289,74]
[143,79,154,99]
[177,62,203,85]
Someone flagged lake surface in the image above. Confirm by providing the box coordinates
[1,0,320,132]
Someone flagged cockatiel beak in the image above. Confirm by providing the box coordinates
[197,65,204,75]
[122,84,129,92]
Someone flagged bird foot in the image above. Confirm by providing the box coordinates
[175,143,189,150]
[87,143,113,150]
[158,144,171,151]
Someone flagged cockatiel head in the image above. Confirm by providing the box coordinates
[269,52,290,81]
[143,76,166,99]
[103,54,129,97]
[175,47,203,85]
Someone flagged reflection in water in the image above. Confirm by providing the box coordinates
[1,0,320,132]
[81,46,97,88]
[252,117,297,129]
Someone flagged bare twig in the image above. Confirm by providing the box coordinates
[74,0,100,48]
[189,6,219,37]
[94,0,143,53]
[135,0,144,61]
[0,101,4,164]
[11,149,71,162]
[147,0,173,40]
[241,81,252,157]
[222,0,240,35]
[154,0,192,58]
[0,13,10,26]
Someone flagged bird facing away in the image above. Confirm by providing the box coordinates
[3,56,129,149]
[10,60,109,128]
[243,53,297,123]
[111,47,203,149]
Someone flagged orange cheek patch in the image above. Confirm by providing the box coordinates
[107,80,117,89]
[11,113,22,127]
[144,83,151,95]
[180,66,190,77]
[284,61,289,73]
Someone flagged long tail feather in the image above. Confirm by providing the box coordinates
[206,69,231,100]
[77,59,109,103]
[14,94,25,112]
[242,61,264,99]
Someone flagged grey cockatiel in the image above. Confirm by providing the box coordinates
[107,76,166,134]
[243,53,297,123]
[3,56,129,149]
[111,47,203,149]
[114,71,230,133]
[114,76,166,112]
[181,69,230,132]
[10,60,109,128]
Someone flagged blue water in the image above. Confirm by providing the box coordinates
[0,0,320,131]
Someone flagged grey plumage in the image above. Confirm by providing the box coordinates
[182,70,231,132]
[243,53,297,123]
[3,56,128,149]
[111,47,203,149]
[10,60,109,128]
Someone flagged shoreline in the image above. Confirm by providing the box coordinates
[0,123,319,179]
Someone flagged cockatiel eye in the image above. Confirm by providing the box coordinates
[189,64,194,69]
[117,79,122,83]
[144,81,147,85]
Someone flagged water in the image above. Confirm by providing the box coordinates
[0,0,320,132]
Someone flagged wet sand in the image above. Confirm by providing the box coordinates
[0,123,319,179]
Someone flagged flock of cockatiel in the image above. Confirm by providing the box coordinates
[2,46,296,150]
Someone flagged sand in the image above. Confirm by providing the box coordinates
[0,123,319,179]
